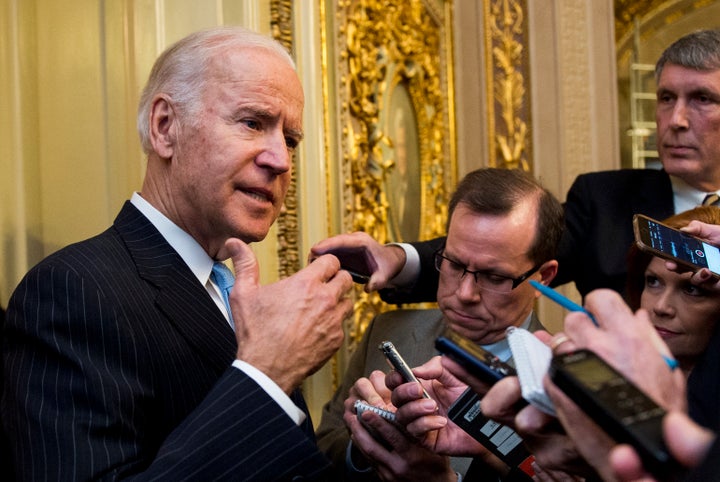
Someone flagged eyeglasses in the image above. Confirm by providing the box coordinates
[433,249,541,294]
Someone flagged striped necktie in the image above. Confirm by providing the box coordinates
[702,193,720,207]
[211,262,235,323]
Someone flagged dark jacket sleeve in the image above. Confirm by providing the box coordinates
[315,320,377,480]
[379,237,445,304]
[552,169,674,297]
[2,258,329,481]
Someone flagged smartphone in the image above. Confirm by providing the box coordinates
[324,246,377,284]
[378,340,431,399]
[549,349,682,479]
[633,214,720,277]
[435,329,517,385]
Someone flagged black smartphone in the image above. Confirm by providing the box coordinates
[435,329,517,385]
[633,214,720,277]
[378,340,431,399]
[549,349,682,479]
[324,246,378,283]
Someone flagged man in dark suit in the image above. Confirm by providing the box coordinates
[315,168,563,481]
[312,29,720,303]
[1,27,353,481]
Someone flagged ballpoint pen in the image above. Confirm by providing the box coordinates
[529,280,678,370]
[529,280,598,326]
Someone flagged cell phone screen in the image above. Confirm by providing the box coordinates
[634,215,720,275]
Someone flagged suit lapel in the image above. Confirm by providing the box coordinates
[113,202,236,372]
[633,169,674,218]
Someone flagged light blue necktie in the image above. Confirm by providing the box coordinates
[211,262,235,324]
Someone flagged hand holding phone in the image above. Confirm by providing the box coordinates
[379,340,431,399]
[549,349,683,479]
[633,214,720,278]
[435,329,516,385]
[324,246,378,284]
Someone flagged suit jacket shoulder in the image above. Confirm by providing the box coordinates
[555,169,674,296]
[3,202,328,481]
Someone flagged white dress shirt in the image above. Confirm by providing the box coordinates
[130,193,305,425]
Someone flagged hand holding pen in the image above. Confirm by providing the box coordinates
[530,281,679,371]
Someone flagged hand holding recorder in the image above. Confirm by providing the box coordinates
[344,364,459,480]
[543,290,689,480]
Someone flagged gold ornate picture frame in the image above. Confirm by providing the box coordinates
[325,0,457,346]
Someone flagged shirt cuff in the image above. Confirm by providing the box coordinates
[232,359,306,426]
[386,242,420,288]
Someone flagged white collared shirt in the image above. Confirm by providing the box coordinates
[130,193,305,425]
[671,175,720,213]
[481,313,534,362]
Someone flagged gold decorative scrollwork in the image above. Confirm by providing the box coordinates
[335,0,456,347]
[270,0,301,278]
[484,0,531,171]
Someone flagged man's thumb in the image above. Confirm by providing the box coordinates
[224,238,259,288]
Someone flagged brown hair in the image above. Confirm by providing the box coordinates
[447,168,564,266]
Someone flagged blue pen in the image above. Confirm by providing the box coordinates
[529,280,598,326]
[529,280,679,371]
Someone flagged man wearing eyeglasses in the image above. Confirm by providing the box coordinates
[314,168,563,481]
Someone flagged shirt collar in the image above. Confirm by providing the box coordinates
[671,175,718,213]
[481,312,534,362]
[130,192,214,286]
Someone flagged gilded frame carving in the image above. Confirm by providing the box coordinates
[484,0,532,171]
[330,0,457,346]
[270,0,301,279]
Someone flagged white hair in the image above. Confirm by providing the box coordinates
[136,26,296,153]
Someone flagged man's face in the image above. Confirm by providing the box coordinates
[437,202,541,345]
[656,64,720,191]
[167,46,304,255]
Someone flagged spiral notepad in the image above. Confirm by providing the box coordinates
[507,327,556,415]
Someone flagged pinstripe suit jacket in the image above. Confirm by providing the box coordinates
[1,202,329,481]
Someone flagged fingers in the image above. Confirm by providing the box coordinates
[224,238,258,290]
[663,411,715,468]
[548,332,577,355]
[514,403,557,435]
[393,396,446,438]
[440,356,493,396]
[308,232,406,292]
[481,377,524,424]
[681,220,720,245]
[351,373,391,409]
[310,232,369,258]
[305,252,351,284]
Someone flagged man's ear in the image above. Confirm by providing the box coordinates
[538,260,559,286]
[149,95,177,159]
